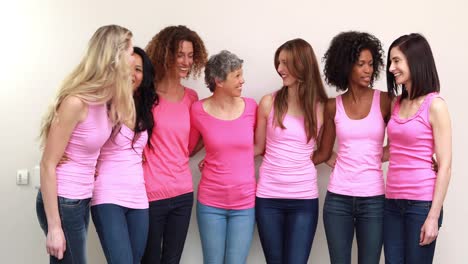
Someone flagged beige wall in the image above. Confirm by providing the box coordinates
[1,0,466,263]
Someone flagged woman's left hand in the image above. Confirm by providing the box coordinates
[419,217,439,246]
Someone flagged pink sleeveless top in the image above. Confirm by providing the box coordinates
[92,125,149,209]
[257,97,321,199]
[386,92,440,201]
[56,103,112,199]
[328,90,385,197]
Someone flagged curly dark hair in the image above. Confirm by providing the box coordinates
[323,31,384,91]
[145,25,208,83]
[133,47,158,148]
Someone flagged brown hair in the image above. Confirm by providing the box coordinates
[145,25,208,83]
[273,38,328,141]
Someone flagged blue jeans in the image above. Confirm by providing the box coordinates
[255,197,319,264]
[36,191,90,264]
[91,204,149,264]
[142,192,193,264]
[383,199,443,264]
[323,191,384,264]
[197,201,255,264]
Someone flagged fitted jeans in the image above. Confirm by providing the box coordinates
[323,191,385,264]
[142,192,193,264]
[197,201,255,264]
[255,197,319,264]
[36,191,90,264]
[383,198,443,264]
[91,204,149,264]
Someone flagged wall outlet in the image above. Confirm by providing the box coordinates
[16,169,29,185]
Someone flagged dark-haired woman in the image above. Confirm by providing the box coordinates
[90,47,158,264]
[254,38,328,264]
[384,33,451,264]
[313,31,391,264]
[142,25,208,264]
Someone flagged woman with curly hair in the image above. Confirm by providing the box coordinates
[384,33,451,264]
[142,25,208,264]
[313,31,391,264]
[254,38,327,264]
[90,47,158,264]
[36,24,135,263]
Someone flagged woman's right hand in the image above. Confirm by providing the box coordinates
[198,159,205,172]
[432,156,439,172]
[57,154,69,166]
[326,151,337,168]
[46,226,66,259]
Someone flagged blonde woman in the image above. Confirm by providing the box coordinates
[36,25,135,264]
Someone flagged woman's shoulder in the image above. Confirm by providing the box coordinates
[259,93,274,107]
[190,98,204,111]
[429,95,447,112]
[255,93,274,115]
[184,87,199,100]
[59,96,89,121]
[61,96,87,110]
[58,95,88,115]
[243,97,258,106]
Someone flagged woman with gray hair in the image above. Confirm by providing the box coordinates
[190,50,257,263]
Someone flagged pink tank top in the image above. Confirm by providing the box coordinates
[328,90,385,197]
[92,125,149,209]
[257,98,321,199]
[386,92,440,201]
[56,103,112,199]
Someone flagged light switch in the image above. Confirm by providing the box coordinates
[16,169,29,185]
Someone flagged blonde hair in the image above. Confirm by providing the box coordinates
[39,25,135,146]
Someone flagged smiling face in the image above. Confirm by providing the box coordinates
[132,53,143,91]
[277,50,298,88]
[172,40,194,79]
[389,46,412,89]
[218,67,245,97]
[349,49,374,89]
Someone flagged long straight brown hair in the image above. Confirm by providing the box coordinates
[273,38,328,142]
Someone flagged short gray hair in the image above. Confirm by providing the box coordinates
[204,50,243,92]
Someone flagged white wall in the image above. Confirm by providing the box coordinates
[1,0,467,263]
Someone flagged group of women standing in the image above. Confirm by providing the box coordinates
[36,23,452,264]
